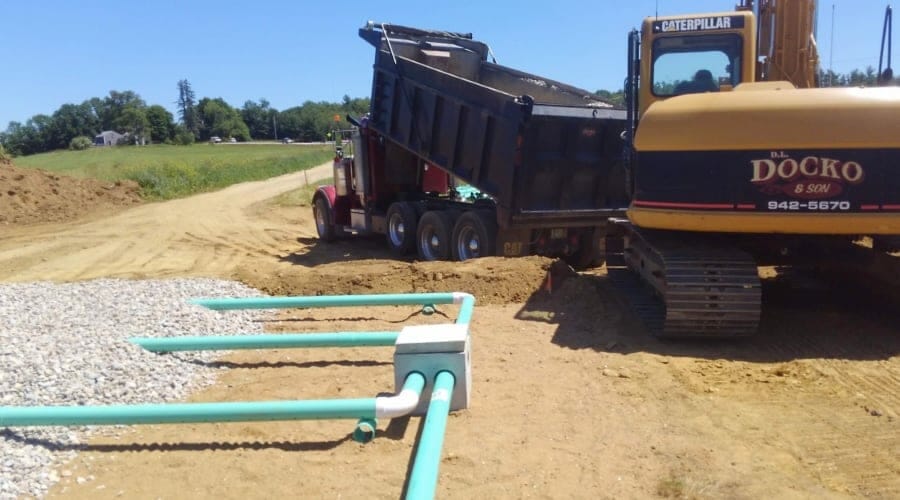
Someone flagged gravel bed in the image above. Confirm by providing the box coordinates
[0,278,268,499]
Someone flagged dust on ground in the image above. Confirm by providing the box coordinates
[0,163,897,498]
[0,159,140,225]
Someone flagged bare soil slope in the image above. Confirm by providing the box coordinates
[0,159,140,225]
[0,164,897,499]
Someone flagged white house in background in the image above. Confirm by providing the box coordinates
[94,130,125,146]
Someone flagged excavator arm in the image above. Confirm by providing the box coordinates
[750,0,820,87]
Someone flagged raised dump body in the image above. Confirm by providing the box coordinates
[359,23,628,227]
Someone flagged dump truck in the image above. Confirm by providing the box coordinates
[313,23,627,266]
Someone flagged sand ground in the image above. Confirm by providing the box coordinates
[0,161,897,499]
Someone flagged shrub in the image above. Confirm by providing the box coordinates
[0,143,9,161]
[69,136,93,151]
[173,126,195,146]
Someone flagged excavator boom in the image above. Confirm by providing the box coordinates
[757,0,820,87]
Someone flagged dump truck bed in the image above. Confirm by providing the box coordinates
[360,24,628,227]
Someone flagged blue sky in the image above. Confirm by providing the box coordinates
[1,0,894,127]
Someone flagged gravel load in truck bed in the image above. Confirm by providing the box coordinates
[0,278,267,499]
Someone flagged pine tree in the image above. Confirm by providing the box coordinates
[176,79,197,134]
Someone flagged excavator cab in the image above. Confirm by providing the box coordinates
[631,11,757,118]
[622,11,757,187]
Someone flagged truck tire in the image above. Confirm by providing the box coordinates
[386,202,418,255]
[417,211,455,261]
[452,210,497,261]
[313,196,336,242]
[565,227,606,269]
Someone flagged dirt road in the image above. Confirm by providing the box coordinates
[1,165,898,498]
[0,163,333,282]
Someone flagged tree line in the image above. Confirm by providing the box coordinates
[594,66,897,106]
[817,66,895,87]
[0,79,370,157]
[3,66,891,157]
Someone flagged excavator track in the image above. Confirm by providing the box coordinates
[608,222,761,338]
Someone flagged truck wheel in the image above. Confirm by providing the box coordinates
[452,211,497,261]
[417,211,455,261]
[313,197,336,242]
[566,227,606,269]
[386,202,418,255]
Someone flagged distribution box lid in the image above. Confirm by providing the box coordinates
[394,323,469,354]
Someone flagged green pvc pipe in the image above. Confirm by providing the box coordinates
[0,399,376,427]
[455,295,476,325]
[406,371,456,500]
[193,292,476,332]
[193,292,464,311]
[353,417,378,444]
[0,373,425,428]
[130,331,399,352]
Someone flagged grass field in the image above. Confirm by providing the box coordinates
[269,178,332,208]
[14,143,334,200]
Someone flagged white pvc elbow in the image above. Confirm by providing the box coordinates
[375,386,423,418]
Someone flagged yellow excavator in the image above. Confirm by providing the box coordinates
[617,0,900,337]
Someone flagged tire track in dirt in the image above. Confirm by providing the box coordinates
[785,405,898,497]
[660,281,900,498]
[0,163,334,283]
[666,357,899,497]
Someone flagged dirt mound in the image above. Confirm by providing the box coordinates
[0,161,142,225]
[234,255,556,305]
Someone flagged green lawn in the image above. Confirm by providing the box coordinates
[14,143,334,200]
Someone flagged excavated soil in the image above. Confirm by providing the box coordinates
[0,162,898,499]
[235,255,554,305]
[0,160,141,225]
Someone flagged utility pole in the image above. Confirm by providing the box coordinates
[273,114,278,141]
[828,3,835,87]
